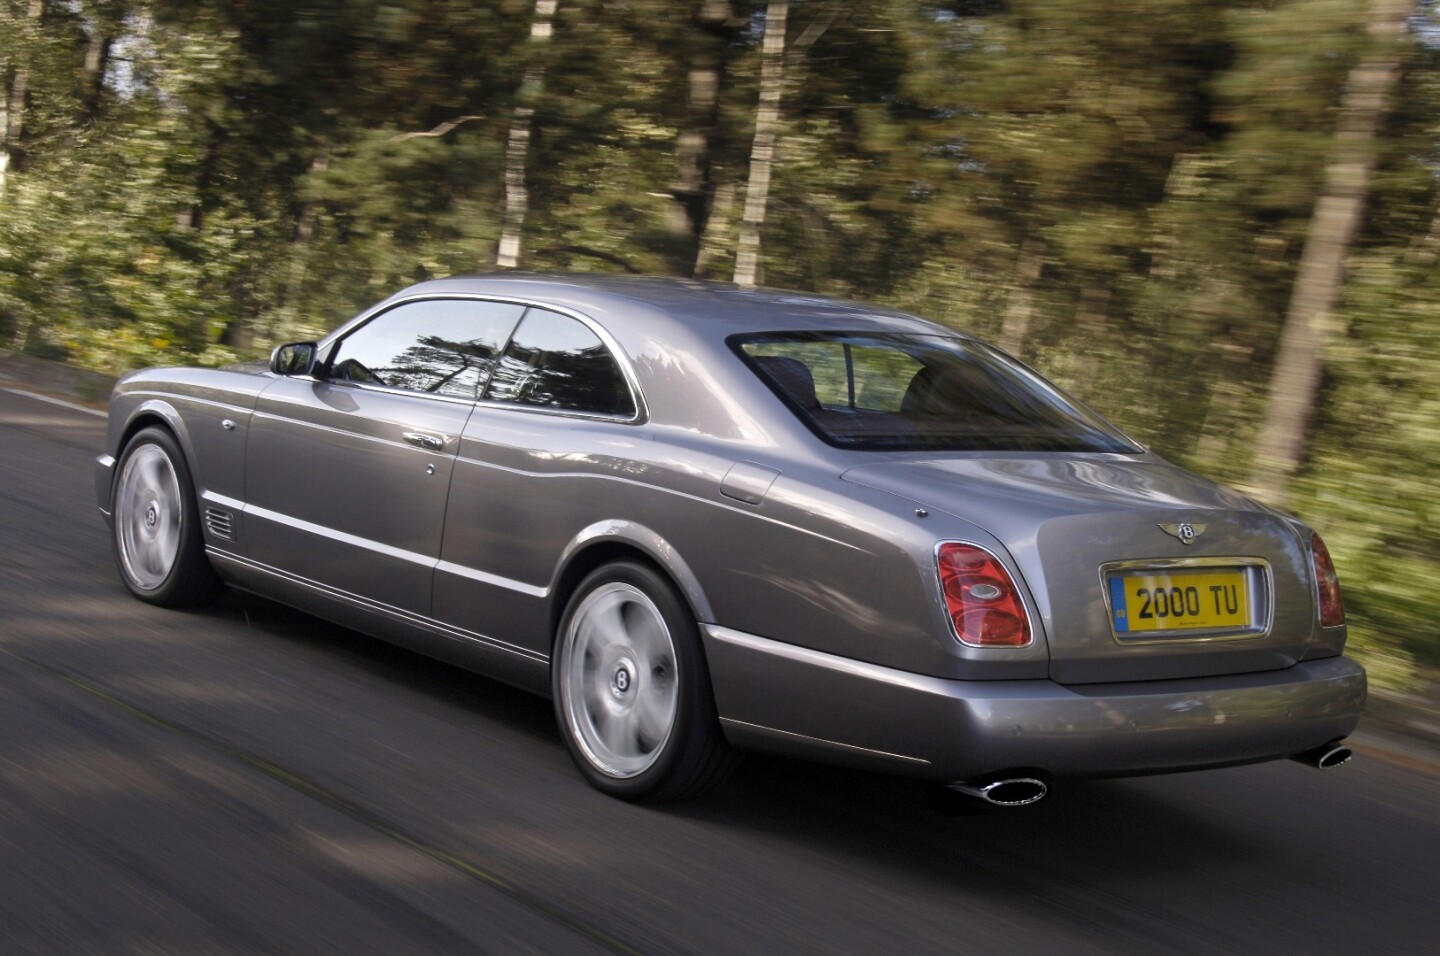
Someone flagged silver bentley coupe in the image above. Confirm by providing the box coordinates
[96,274,1365,805]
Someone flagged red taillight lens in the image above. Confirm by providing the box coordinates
[937,543,1031,647]
[1310,533,1345,628]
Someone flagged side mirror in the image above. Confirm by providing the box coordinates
[270,342,319,377]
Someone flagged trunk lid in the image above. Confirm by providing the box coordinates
[843,455,1318,684]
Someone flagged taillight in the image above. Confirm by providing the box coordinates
[937,543,1031,647]
[1310,533,1345,628]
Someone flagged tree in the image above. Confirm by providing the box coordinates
[1,0,48,196]
[1248,0,1413,505]
[733,0,788,287]
[497,0,560,269]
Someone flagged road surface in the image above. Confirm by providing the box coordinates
[1,386,1436,954]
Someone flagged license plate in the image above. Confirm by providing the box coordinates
[1108,568,1250,635]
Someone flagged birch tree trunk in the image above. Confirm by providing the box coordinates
[1,1,45,196]
[997,237,1045,357]
[1068,282,1111,387]
[1248,0,1410,505]
[733,0,788,289]
[496,0,558,270]
[82,16,113,115]
[693,180,735,277]
[674,1,735,277]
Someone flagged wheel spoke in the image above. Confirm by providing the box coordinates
[589,597,630,650]
[140,454,171,499]
[155,511,180,559]
[595,707,633,756]
[633,687,671,751]
[628,605,669,663]
[580,667,607,716]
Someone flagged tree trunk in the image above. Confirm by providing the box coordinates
[1068,281,1111,387]
[997,237,1045,357]
[261,154,332,345]
[673,1,736,277]
[179,122,224,231]
[733,0,789,289]
[82,20,113,116]
[496,0,558,270]
[1,0,45,194]
[693,180,735,277]
[1248,0,1410,506]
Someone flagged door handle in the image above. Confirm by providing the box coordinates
[402,431,445,450]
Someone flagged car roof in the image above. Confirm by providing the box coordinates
[356,273,977,447]
[385,273,958,340]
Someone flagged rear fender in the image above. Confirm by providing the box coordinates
[555,519,715,625]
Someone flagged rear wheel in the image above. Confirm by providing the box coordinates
[112,426,224,607]
[553,561,736,801]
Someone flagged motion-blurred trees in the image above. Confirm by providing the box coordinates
[0,0,1436,686]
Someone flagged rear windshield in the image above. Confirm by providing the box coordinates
[733,332,1140,453]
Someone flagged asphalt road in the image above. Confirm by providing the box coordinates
[2,386,1437,955]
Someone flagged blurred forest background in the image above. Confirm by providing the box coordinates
[1,0,1436,691]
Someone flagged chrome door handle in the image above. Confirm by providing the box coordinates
[402,431,445,450]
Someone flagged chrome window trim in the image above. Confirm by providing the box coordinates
[932,539,1038,649]
[309,380,485,409]
[318,292,649,424]
[1098,556,1275,645]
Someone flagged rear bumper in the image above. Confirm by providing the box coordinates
[702,625,1366,782]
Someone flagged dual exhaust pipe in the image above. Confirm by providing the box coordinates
[934,742,1352,814]
[948,776,1050,807]
[1290,742,1354,770]
[931,774,1050,813]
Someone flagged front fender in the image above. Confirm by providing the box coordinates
[96,394,195,515]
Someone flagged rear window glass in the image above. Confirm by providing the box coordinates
[734,332,1139,453]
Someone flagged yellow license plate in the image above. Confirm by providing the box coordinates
[1108,569,1250,635]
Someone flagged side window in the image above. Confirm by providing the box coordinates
[327,299,525,400]
[483,308,635,418]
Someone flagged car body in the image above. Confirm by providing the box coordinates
[96,273,1365,804]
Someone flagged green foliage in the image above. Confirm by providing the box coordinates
[1,0,1437,689]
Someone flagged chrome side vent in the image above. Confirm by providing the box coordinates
[204,508,235,541]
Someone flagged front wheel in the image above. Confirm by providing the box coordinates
[553,561,736,801]
[111,426,224,608]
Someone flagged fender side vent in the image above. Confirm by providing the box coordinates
[204,508,235,541]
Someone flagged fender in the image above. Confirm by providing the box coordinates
[555,518,715,624]
[123,397,195,462]
[96,395,193,522]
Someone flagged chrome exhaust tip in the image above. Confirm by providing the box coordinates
[1290,743,1353,770]
[946,776,1050,807]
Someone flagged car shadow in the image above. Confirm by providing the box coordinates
[201,589,559,745]
[200,587,1281,907]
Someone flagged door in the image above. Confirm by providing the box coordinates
[434,306,642,651]
[244,297,525,615]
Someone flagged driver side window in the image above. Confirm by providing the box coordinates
[327,299,526,400]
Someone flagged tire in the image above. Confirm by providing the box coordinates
[553,561,737,802]
[111,426,224,608]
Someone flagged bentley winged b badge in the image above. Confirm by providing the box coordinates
[1159,522,1207,545]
